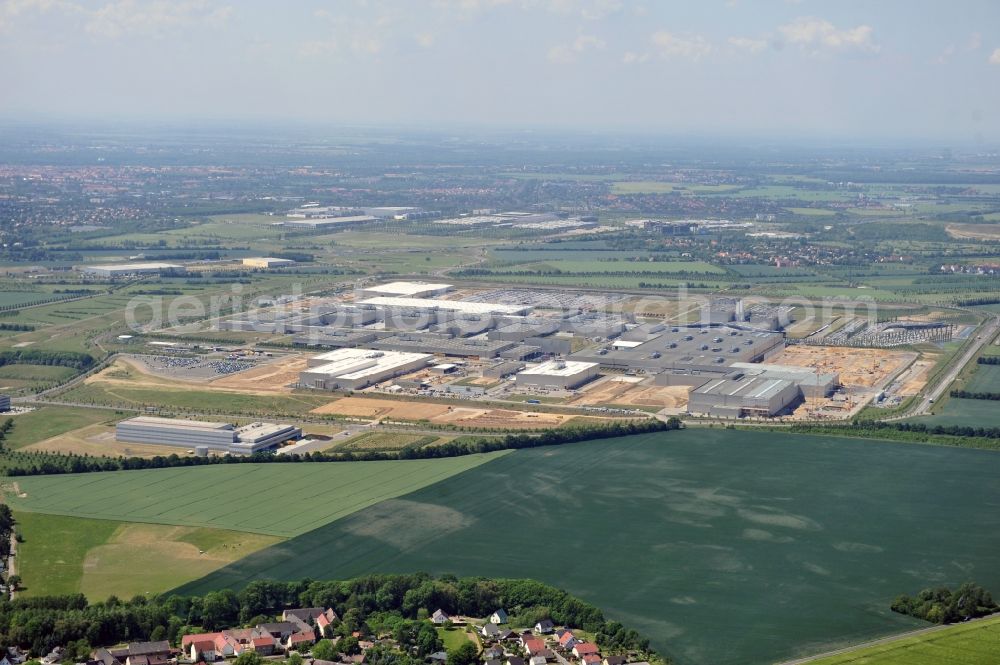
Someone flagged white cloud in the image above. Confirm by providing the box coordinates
[777,17,879,54]
[84,0,232,38]
[0,0,83,32]
[989,48,1000,65]
[621,50,649,65]
[415,32,436,48]
[547,33,605,64]
[728,36,767,54]
[650,30,712,61]
[935,44,956,64]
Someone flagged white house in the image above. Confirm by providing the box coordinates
[489,609,509,624]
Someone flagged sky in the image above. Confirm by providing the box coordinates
[1,0,999,142]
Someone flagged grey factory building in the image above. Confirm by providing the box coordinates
[299,348,433,390]
[572,324,785,380]
[728,362,839,398]
[687,376,802,418]
[515,359,600,390]
[116,416,300,454]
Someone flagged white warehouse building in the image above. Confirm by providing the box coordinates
[515,359,600,390]
[81,262,186,277]
[299,348,433,391]
[360,281,453,298]
[115,416,301,454]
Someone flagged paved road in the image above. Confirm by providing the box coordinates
[776,611,1000,665]
[890,315,999,420]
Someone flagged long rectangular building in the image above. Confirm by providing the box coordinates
[360,281,453,298]
[515,360,600,390]
[116,416,300,454]
[687,376,801,418]
[356,296,531,317]
[81,262,186,277]
[299,348,432,390]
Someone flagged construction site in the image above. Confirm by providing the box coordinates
[120,281,957,422]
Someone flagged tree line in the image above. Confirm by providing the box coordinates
[790,420,1000,440]
[0,575,661,662]
[2,419,679,477]
[0,323,35,332]
[891,583,998,625]
[0,350,95,371]
[949,389,1000,401]
[978,356,1000,366]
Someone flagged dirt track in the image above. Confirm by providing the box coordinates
[311,396,597,429]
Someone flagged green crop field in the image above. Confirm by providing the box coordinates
[12,511,281,599]
[805,614,1000,664]
[3,406,122,449]
[7,452,509,537]
[12,512,122,597]
[172,430,1000,665]
[964,364,1000,393]
[911,397,1000,428]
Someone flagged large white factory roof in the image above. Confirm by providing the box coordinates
[364,281,453,297]
[123,416,232,430]
[357,296,530,316]
[309,348,432,379]
[283,215,376,226]
[519,359,598,377]
[85,262,184,272]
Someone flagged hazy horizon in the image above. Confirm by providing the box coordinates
[2,0,999,143]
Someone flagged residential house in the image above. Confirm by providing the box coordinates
[285,631,315,651]
[282,608,325,624]
[189,640,218,663]
[91,648,122,665]
[1,654,12,665]
[5,648,26,665]
[248,633,275,656]
[506,658,526,665]
[105,641,172,665]
[489,609,509,625]
[41,648,65,665]
[316,609,339,636]
[498,630,517,641]
[572,643,599,659]
[530,657,546,665]
[483,646,504,660]
[603,657,627,665]
[481,624,500,639]
[557,632,577,650]
[582,655,601,665]
[521,639,545,657]
[533,620,555,635]
[536,650,556,662]
[431,609,450,625]
[427,652,448,664]
[257,622,298,641]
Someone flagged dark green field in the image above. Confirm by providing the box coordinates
[173,430,1000,665]
[911,397,1000,428]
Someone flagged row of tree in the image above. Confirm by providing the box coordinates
[790,420,1000,440]
[0,575,660,662]
[891,583,998,624]
[978,356,1000,366]
[2,419,679,477]
[0,350,95,371]
[949,389,1000,401]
